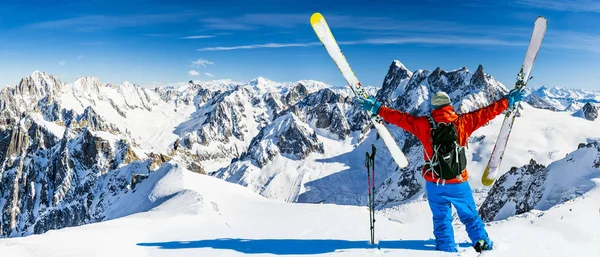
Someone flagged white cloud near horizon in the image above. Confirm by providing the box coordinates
[181,35,216,39]
[197,42,321,51]
[188,70,200,76]
[191,58,214,67]
[205,72,215,78]
[59,60,66,66]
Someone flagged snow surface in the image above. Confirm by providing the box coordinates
[1,164,598,257]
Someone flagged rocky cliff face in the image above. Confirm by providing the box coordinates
[0,117,145,237]
[581,102,598,121]
[0,72,210,238]
[479,139,600,222]
[478,159,548,222]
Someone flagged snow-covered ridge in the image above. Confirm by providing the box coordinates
[525,85,600,111]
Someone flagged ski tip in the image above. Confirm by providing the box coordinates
[310,12,324,25]
[481,166,496,187]
[536,16,547,25]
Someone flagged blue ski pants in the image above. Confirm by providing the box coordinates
[426,181,490,252]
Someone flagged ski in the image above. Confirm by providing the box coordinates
[482,16,547,186]
[310,12,409,168]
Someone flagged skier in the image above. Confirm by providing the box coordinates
[357,89,526,252]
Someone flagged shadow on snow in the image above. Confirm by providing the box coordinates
[137,238,471,254]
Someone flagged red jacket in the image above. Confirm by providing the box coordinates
[378,99,509,184]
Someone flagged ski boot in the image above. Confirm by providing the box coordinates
[474,239,493,253]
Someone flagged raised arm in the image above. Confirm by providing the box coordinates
[458,98,509,136]
[378,106,427,137]
[357,96,428,138]
[459,88,527,136]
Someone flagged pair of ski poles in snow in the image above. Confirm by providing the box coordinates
[365,144,376,245]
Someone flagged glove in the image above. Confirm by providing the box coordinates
[356,96,382,114]
[504,88,526,107]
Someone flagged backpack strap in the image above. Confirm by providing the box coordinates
[426,116,437,129]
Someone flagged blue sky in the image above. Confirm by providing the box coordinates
[0,0,599,89]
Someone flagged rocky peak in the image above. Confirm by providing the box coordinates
[74,107,121,134]
[581,102,598,121]
[376,60,412,104]
[16,71,63,97]
[285,83,309,106]
[72,77,102,96]
[244,113,324,168]
[470,64,486,86]
[479,159,548,222]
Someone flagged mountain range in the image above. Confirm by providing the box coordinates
[0,61,598,240]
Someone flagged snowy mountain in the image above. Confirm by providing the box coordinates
[215,61,510,207]
[0,70,370,237]
[0,62,599,243]
[524,86,600,111]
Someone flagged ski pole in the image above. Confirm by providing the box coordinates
[365,145,377,245]
[371,145,376,244]
[365,152,373,245]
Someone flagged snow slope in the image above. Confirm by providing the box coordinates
[1,163,598,257]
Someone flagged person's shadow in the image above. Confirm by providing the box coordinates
[137,238,471,255]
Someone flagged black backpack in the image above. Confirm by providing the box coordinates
[425,116,467,180]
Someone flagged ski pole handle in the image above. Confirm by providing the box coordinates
[371,144,376,157]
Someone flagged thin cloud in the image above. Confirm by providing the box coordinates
[201,17,254,30]
[196,35,524,52]
[341,36,527,47]
[201,13,305,30]
[191,58,214,67]
[181,35,216,39]
[59,60,66,66]
[205,73,215,78]
[27,13,193,31]
[188,70,200,76]
[76,41,107,46]
[544,31,600,53]
[197,42,320,51]
[515,0,600,13]
[143,33,172,38]
[77,55,84,59]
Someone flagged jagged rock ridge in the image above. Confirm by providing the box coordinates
[479,139,600,222]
